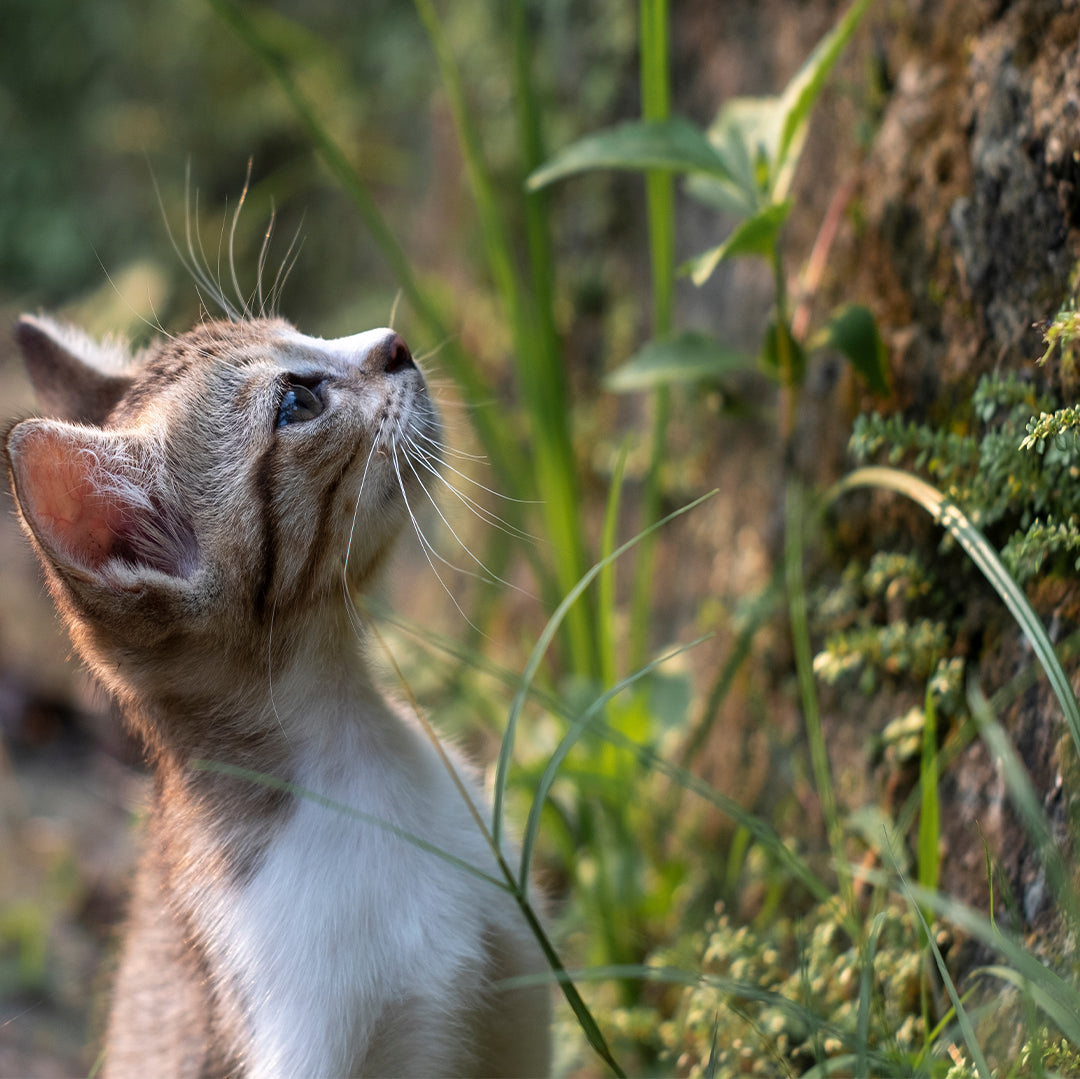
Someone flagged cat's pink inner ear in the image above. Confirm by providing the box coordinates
[13,424,132,570]
[10,422,199,581]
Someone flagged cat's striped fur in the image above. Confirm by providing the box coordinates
[4,313,551,1077]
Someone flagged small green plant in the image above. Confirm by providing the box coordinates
[851,372,1080,583]
[529,0,887,445]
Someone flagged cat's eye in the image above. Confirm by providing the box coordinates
[276,383,324,428]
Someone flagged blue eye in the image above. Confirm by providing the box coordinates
[276,383,324,428]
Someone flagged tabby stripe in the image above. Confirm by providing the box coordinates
[252,442,279,620]
[292,441,365,605]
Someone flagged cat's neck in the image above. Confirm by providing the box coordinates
[141,608,418,888]
[124,598,386,763]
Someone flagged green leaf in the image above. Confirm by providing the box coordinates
[774,0,873,200]
[527,116,733,191]
[687,0,871,208]
[684,199,792,286]
[605,331,752,392]
[814,303,890,396]
[686,96,783,215]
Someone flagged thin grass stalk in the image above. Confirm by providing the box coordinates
[491,489,715,848]
[629,0,675,673]
[831,466,1080,760]
[369,593,836,911]
[895,867,992,1079]
[679,570,783,770]
[509,0,602,680]
[518,637,705,894]
[598,447,629,692]
[967,684,1080,928]
[855,912,887,1077]
[917,681,941,935]
[380,594,840,917]
[856,865,1080,1043]
[412,0,596,673]
[785,478,855,913]
[515,964,897,1071]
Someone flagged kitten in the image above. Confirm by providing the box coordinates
[4,312,551,1077]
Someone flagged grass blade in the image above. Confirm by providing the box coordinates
[414,0,596,671]
[977,964,1080,1045]
[192,760,509,892]
[598,446,628,689]
[856,912,888,1077]
[889,860,992,1079]
[856,865,1080,1038]
[628,0,676,673]
[787,479,853,910]
[491,489,716,847]
[917,682,941,902]
[967,684,1080,928]
[517,638,707,893]
[831,466,1080,759]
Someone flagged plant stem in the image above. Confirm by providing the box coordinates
[507,0,601,679]
[785,478,855,916]
[629,0,674,673]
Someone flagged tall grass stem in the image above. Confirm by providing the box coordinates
[629,0,675,672]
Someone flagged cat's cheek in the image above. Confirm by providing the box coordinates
[52,565,206,657]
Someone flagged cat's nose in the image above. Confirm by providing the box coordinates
[369,332,415,375]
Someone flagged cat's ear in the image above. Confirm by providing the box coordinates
[15,315,135,425]
[5,419,198,586]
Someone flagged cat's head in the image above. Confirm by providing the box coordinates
[4,314,439,711]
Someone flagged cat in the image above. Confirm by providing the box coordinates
[4,310,552,1077]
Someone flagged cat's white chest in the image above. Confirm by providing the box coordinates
[211,717,496,1078]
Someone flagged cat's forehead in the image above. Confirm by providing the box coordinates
[145,318,395,378]
[111,317,400,427]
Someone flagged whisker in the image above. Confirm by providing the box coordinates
[398,448,534,599]
[86,237,175,343]
[388,289,403,331]
[185,176,237,320]
[409,427,490,464]
[266,598,292,745]
[270,217,305,316]
[412,467,537,550]
[412,334,459,366]
[256,204,277,318]
[342,438,384,587]
[391,455,488,636]
[402,439,539,545]
[406,434,541,505]
[152,162,231,321]
[228,159,253,321]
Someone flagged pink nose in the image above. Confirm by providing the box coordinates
[370,332,414,375]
